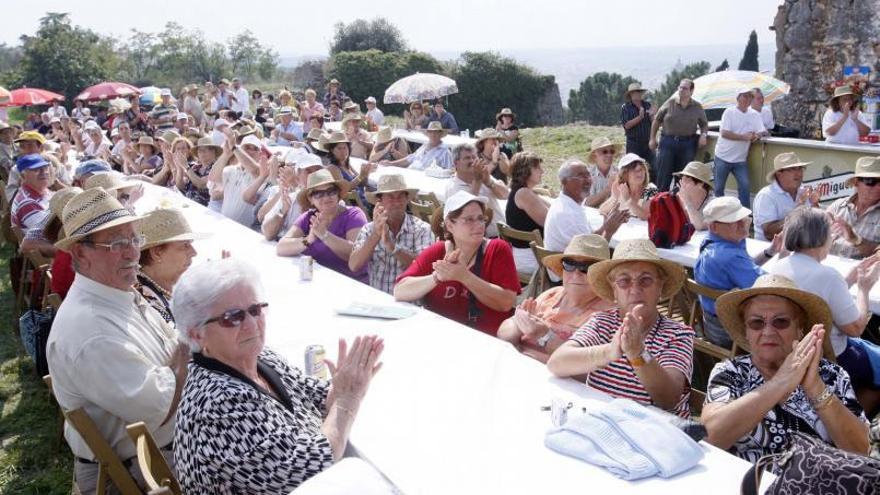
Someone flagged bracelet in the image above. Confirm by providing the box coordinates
[302,238,311,247]
[808,385,834,410]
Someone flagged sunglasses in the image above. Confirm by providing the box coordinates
[746,316,793,331]
[858,177,880,187]
[309,186,338,199]
[561,259,590,273]
[612,275,658,290]
[204,302,269,328]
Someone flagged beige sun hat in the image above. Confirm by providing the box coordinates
[715,273,835,360]
[296,168,350,205]
[139,208,210,250]
[673,161,713,187]
[157,129,180,144]
[306,128,325,142]
[341,112,363,126]
[136,136,159,153]
[588,136,618,164]
[425,120,446,136]
[767,152,812,183]
[542,234,611,277]
[43,187,84,243]
[847,156,880,186]
[624,82,648,101]
[192,136,222,156]
[55,188,140,250]
[495,107,516,122]
[374,126,394,145]
[830,85,855,104]
[315,131,350,153]
[475,128,502,148]
[84,172,135,193]
[702,196,751,224]
[587,238,686,301]
[366,174,419,204]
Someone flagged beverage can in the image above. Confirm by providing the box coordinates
[300,255,314,281]
[305,345,328,380]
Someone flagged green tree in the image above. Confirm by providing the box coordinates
[228,30,262,79]
[715,59,729,72]
[654,61,711,106]
[330,18,407,54]
[291,59,327,92]
[568,72,640,125]
[738,30,759,71]
[327,50,442,105]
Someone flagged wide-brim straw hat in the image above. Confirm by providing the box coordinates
[43,187,83,243]
[475,128,502,147]
[715,274,835,360]
[767,152,812,183]
[192,136,222,156]
[139,208,210,250]
[296,168,350,206]
[830,85,855,104]
[624,82,648,101]
[341,112,363,126]
[496,107,516,121]
[588,136,618,163]
[315,131,349,153]
[587,239,686,301]
[374,126,394,145]
[55,188,140,250]
[847,156,880,186]
[425,121,446,136]
[366,174,419,203]
[84,172,135,192]
[543,234,611,276]
[137,136,159,152]
[157,130,180,144]
[236,125,256,139]
[674,161,713,187]
[328,78,340,86]
[306,128,326,142]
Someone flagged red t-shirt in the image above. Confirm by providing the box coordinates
[396,239,521,335]
[50,250,75,299]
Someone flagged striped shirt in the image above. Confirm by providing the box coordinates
[354,214,434,294]
[11,184,51,230]
[569,309,695,417]
[620,101,653,144]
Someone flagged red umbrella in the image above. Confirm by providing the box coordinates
[75,81,141,102]
[0,88,65,107]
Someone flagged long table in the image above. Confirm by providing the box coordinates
[137,185,772,495]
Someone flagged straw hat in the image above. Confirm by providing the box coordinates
[588,136,618,164]
[341,112,363,126]
[425,121,446,136]
[673,161,713,187]
[84,172,134,192]
[55,188,140,250]
[343,102,360,112]
[43,187,83,243]
[158,130,180,144]
[192,136,222,156]
[475,128,502,148]
[715,274,835,360]
[328,78,340,86]
[315,131,349,153]
[542,234,611,276]
[847,156,880,186]
[496,108,516,121]
[366,174,419,203]
[767,152,811,183]
[587,239,686,301]
[139,208,210,250]
[374,126,394,145]
[296,168,349,206]
[830,85,855,104]
[236,125,256,139]
[306,128,325,142]
[136,136,159,153]
[624,82,648,101]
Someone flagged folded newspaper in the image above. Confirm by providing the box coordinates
[334,302,417,320]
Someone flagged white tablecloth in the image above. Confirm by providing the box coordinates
[394,129,476,148]
[136,186,772,495]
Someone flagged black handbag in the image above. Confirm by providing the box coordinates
[741,432,880,495]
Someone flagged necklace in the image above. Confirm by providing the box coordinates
[138,270,173,300]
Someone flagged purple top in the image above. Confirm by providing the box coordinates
[294,206,369,283]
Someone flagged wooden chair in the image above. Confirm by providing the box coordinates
[679,278,740,360]
[0,179,13,247]
[42,375,142,495]
[522,241,559,299]
[16,248,53,317]
[345,190,371,220]
[496,222,544,285]
[127,422,182,495]
[689,388,707,418]
[416,191,441,210]
[408,200,437,223]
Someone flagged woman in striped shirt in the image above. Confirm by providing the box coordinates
[547,239,695,417]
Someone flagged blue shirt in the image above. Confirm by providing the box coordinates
[276,121,304,146]
[429,111,460,134]
[694,232,764,316]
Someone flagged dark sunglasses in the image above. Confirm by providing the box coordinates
[746,316,792,331]
[204,302,268,328]
[561,258,590,273]
[309,186,338,199]
[858,177,880,187]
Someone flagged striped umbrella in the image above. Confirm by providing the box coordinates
[75,81,140,102]
[139,86,162,105]
[0,87,65,107]
[0,86,10,105]
[383,73,458,104]
[691,70,790,109]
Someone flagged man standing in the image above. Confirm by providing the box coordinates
[751,88,775,133]
[649,78,708,192]
[300,89,325,132]
[713,87,767,208]
[752,152,818,241]
[381,121,453,169]
[620,83,654,169]
[350,174,434,294]
[428,100,460,135]
[445,143,508,237]
[323,79,347,108]
[48,100,68,119]
[150,89,178,132]
[47,188,188,493]
[230,77,250,114]
[364,96,385,128]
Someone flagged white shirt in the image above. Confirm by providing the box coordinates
[231,87,250,113]
[822,109,870,145]
[766,252,860,355]
[758,105,774,130]
[445,176,505,238]
[366,107,385,126]
[221,166,259,227]
[408,143,453,170]
[588,164,617,198]
[714,106,766,163]
[265,189,302,240]
[46,274,178,460]
[544,193,592,252]
[752,179,805,241]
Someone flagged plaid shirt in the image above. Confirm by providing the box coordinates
[826,193,880,259]
[354,214,434,294]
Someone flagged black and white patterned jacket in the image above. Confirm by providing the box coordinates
[174,348,335,494]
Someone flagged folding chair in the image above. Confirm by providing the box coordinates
[127,422,181,495]
[522,241,559,299]
[681,279,740,360]
[496,222,543,285]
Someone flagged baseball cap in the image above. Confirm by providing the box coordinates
[702,196,752,224]
[14,131,46,145]
[443,191,489,219]
[16,154,50,173]
[74,159,112,179]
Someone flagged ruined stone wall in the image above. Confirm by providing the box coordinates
[773,0,880,138]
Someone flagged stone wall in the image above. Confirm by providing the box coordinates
[773,0,880,138]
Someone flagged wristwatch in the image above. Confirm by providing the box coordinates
[629,349,653,368]
[536,330,555,349]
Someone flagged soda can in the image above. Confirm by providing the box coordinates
[300,255,314,281]
[305,345,328,380]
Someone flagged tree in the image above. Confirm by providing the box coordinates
[330,18,407,54]
[228,30,262,79]
[654,61,711,106]
[738,30,759,71]
[291,59,327,92]
[327,50,442,105]
[568,72,640,125]
[715,59,729,72]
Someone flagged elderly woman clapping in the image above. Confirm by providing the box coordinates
[702,274,869,462]
[547,239,695,416]
[172,258,384,494]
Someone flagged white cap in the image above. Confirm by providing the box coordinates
[736,87,754,96]
[365,96,377,103]
[84,120,101,132]
[176,112,189,121]
[110,128,119,138]
[213,118,230,129]
[277,106,294,115]
[443,191,489,219]
[81,108,91,116]
[49,117,61,124]
[618,152,646,169]
[160,88,172,97]
[293,153,324,170]
[240,134,262,149]
[703,196,752,224]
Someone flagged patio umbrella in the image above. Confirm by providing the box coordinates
[139,86,162,106]
[75,81,140,102]
[691,70,790,109]
[0,88,65,107]
[0,86,10,105]
[383,73,458,104]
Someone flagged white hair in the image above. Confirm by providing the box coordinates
[558,157,588,181]
[171,258,265,351]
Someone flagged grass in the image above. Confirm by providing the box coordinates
[0,243,72,495]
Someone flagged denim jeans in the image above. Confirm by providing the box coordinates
[713,156,751,208]
[702,311,733,349]
[655,135,698,192]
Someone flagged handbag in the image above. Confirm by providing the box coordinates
[19,307,55,377]
[741,432,880,495]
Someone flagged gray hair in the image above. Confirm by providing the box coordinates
[783,206,830,252]
[171,258,265,351]
[453,143,477,162]
[558,158,588,181]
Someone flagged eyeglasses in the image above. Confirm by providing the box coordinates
[562,259,590,273]
[858,177,880,187]
[309,186,338,199]
[612,275,658,290]
[746,316,793,331]
[204,302,269,328]
[82,234,146,252]
[454,215,486,225]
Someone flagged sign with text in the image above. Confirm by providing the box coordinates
[843,66,871,77]
[803,172,854,204]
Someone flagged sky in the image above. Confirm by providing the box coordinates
[1,0,783,57]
